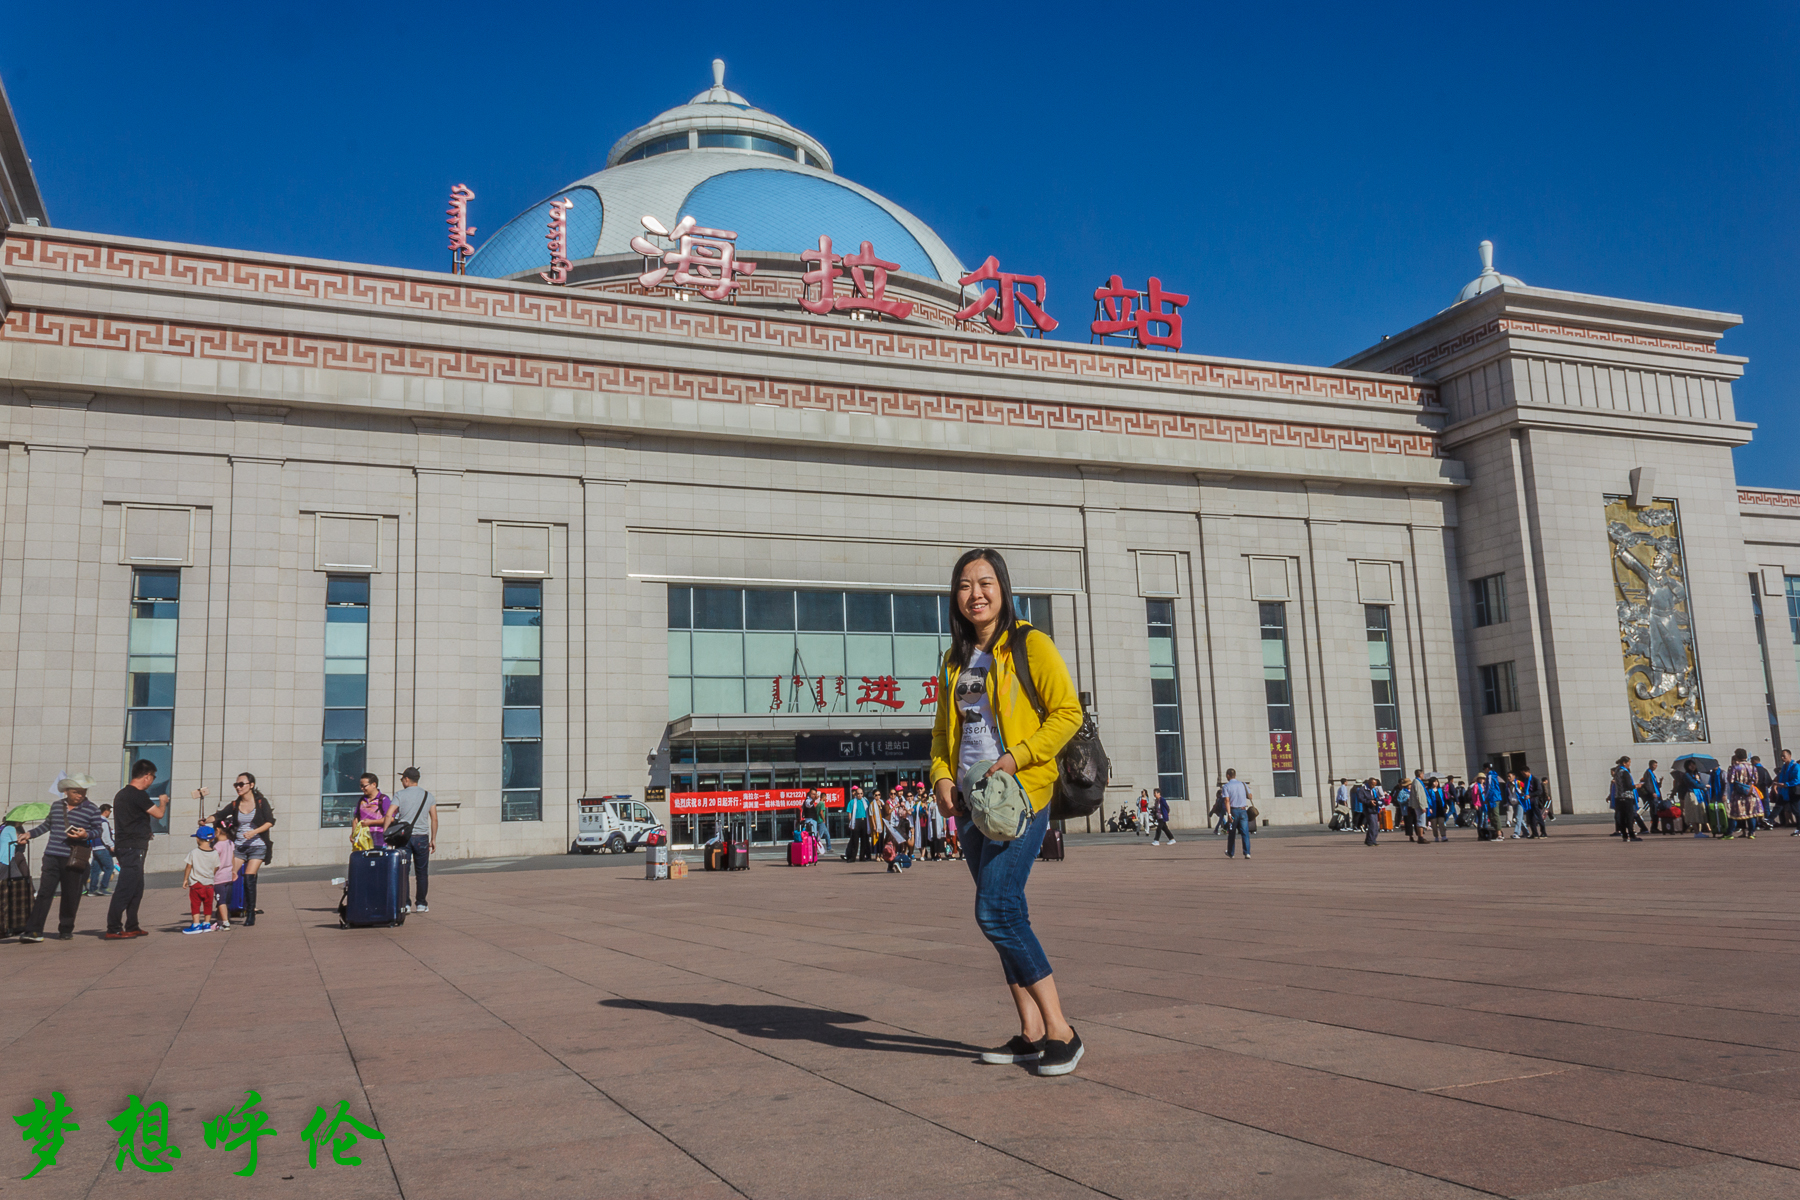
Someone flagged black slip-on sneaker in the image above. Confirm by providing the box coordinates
[1035,1031,1085,1076]
[979,1034,1045,1065]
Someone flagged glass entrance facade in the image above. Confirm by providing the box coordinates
[667,734,928,846]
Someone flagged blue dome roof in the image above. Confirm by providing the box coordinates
[464,62,966,285]
[679,170,935,279]
[466,186,603,278]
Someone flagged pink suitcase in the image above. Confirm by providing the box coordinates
[788,832,819,867]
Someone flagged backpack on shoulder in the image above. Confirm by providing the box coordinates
[1012,627,1111,822]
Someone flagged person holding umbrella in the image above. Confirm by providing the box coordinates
[16,774,103,943]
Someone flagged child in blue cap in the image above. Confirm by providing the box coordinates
[181,826,218,934]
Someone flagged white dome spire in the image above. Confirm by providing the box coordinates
[1455,238,1524,303]
[689,58,748,107]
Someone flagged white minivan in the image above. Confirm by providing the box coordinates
[572,796,664,854]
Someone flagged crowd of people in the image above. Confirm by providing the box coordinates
[2,762,438,943]
[1607,748,1797,840]
[1326,767,1553,845]
[801,782,963,872]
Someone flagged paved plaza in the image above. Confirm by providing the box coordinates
[6,821,1799,1199]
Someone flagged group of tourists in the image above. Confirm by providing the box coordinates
[3,761,438,943]
[1331,767,1552,846]
[827,782,961,868]
[4,760,174,943]
[1609,747,1798,840]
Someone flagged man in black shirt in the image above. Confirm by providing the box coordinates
[105,760,169,939]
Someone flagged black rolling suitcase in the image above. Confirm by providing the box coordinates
[338,848,411,928]
[727,839,750,870]
[0,873,31,936]
[1038,828,1065,862]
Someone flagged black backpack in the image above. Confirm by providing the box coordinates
[1011,626,1110,821]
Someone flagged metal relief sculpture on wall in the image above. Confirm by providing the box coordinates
[1606,497,1707,742]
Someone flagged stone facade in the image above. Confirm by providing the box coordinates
[0,224,1786,869]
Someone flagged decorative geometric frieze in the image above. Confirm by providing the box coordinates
[0,309,1442,459]
[1385,317,1719,376]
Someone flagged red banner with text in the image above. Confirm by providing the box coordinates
[1268,731,1295,773]
[669,787,846,814]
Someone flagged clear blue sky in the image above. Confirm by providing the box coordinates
[8,2,1795,483]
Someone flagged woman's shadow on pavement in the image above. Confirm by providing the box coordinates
[599,999,977,1059]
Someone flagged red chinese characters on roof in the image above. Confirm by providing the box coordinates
[446,184,476,273]
[1090,275,1187,350]
[541,197,574,285]
[955,256,1058,335]
[799,236,914,320]
[629,215,757,302]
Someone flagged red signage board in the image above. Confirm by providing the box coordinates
[1376,731,1400,769]
[1268,731,1295,773]
[669,787,845,814]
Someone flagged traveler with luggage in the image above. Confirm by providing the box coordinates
[16,774,103,943]
[222,772,277,926]
[931,549,1085,1077]
[85,803,116,896]
[390,768,437,913]
[1148,789,1175,845]
[105,761,169,941]
[353,774,395,849]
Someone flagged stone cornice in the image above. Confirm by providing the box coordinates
[1,230,1435,411]
[1440,401,1754,451]
[0,308,1445,465]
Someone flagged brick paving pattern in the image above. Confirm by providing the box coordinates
[5,823,1798,1198]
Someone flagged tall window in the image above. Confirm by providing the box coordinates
[125,570,179,833]
[1366,606,1402,790]
[502,582,544,822]
[1260,602,1300,797]
[1471,573,1508,627]
[666,587,1052,720]
[321,577,369,828]
[1785,576,1800,695]
[1480,661,1519,715]
[1146,600,1186,799]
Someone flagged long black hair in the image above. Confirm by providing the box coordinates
[947,548,1020,668]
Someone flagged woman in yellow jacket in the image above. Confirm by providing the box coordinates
[931,549,1086,1076]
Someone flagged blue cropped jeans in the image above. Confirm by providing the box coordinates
[959,801,1052,988]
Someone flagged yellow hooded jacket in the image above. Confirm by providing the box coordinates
[929,623,1083,812]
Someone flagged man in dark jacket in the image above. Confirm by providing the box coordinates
[1354,778,1380,846]
[1612,757,1642,843]
[106,760,169,939]
[1149,789,1175,845]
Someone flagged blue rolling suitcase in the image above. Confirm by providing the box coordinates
[338,848,411,928]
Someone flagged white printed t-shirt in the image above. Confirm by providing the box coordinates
[955,650,1003,788]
